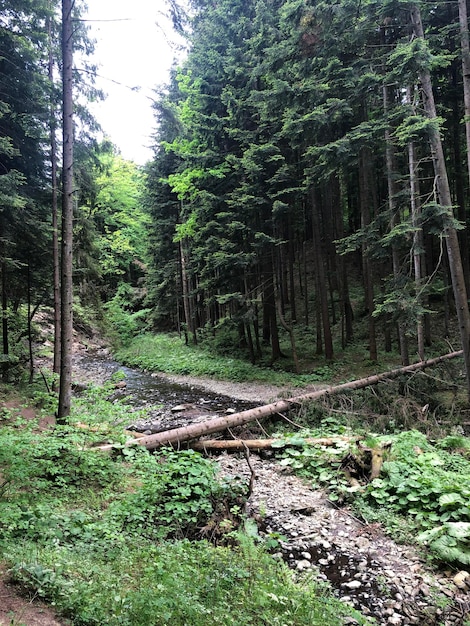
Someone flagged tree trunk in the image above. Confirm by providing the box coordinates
[96,350,463,452]
[411,3,470,400]
[27,261,34,383]
[311,188,333,360]
[407,85,425,361]
[459,0,470,192]
[57,0,74,423]
[48,17,61,378]
[359,148,377,362]
[190,436,355,452]
[262,249,281,363]
[1,256,8,382]
[384,83,409,365]
[457,0,470,294]
[180,238,197,345]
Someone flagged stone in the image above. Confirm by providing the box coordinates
[453,570,470,589]
[343,580,362,590]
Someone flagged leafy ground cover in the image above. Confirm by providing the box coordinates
[274,428,470,568]
[0,384,369,626]
[115,332,335,385]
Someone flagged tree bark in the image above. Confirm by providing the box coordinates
[410,3,470,400]
[359,147,377,362]
[1,255,8,382]
[406,85,425,361]
[48,17,61,378]
[459,0,470,192]
[190,436,355,452]
[57,0,74,423]
[384,83,409,364]
[96,350,463,452]
[311,188,333,360]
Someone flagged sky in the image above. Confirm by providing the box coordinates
[83,1,181,164]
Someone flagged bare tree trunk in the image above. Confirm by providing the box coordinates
[179,239,196,344]
[384,83,409,365]
[48,17,61,378]
[262,249,281,363]
[359,148,377,362]
[191,436,355,452]
[311,188,333,360]
[97,350,463,452]
[288,216,297,322]
[411,3,470,399]
[57,0,74,423]
[1,256,8,382]
[27,261,34,383]
[407,85,425,361]
[334,175,353,347]
[459,0,470,191]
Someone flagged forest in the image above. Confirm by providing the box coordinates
[0,0,470,624]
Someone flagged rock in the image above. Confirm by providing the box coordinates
[214,453,467,626]
[453,570,470,589]
[171,404,194,412]
[342,580,362,590]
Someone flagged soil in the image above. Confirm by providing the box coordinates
[0,562,66,626]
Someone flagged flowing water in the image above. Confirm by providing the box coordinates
[75,353,256,433]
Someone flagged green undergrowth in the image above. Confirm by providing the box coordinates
[0,386,369,626]
[273,427,470,567]
[115,332,334,384]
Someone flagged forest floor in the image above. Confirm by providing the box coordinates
[1,335,470,625]
[0,403,67,626]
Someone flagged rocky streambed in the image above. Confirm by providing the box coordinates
[217,454,470,625]
[71,349,470,626]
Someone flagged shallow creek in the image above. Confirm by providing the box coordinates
[73,352,470,626]
[74,352,257,433]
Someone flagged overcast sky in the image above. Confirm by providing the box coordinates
[84,1,181,164]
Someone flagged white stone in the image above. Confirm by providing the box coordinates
[343,580,362,590]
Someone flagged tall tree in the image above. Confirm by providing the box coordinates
[57,0,74,422]
[409,3,470,398]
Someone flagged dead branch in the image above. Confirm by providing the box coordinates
[189,436,355,452]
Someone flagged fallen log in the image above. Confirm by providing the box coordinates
[190,436,355,452]
[96,350,463,452]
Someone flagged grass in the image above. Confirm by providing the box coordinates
[0,385,370,626]
[116,332,336,385]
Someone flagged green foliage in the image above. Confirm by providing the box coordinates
[106,448,246,540]
[274,435,351,500]
[103,283,151,347]
[116,332,329,385]
[360,431,470,565]
[418,523,470,565]
[0,389,366,626]
[7,536,368,626]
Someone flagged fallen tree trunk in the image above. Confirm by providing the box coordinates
[97,350,463,452]
[190,436,355,452]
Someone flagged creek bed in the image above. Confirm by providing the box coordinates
[74,352,258,434]
[73,352,470,625]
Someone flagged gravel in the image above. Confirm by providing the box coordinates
[216,453,470,625]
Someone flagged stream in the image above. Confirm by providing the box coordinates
[74,352,257,434]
